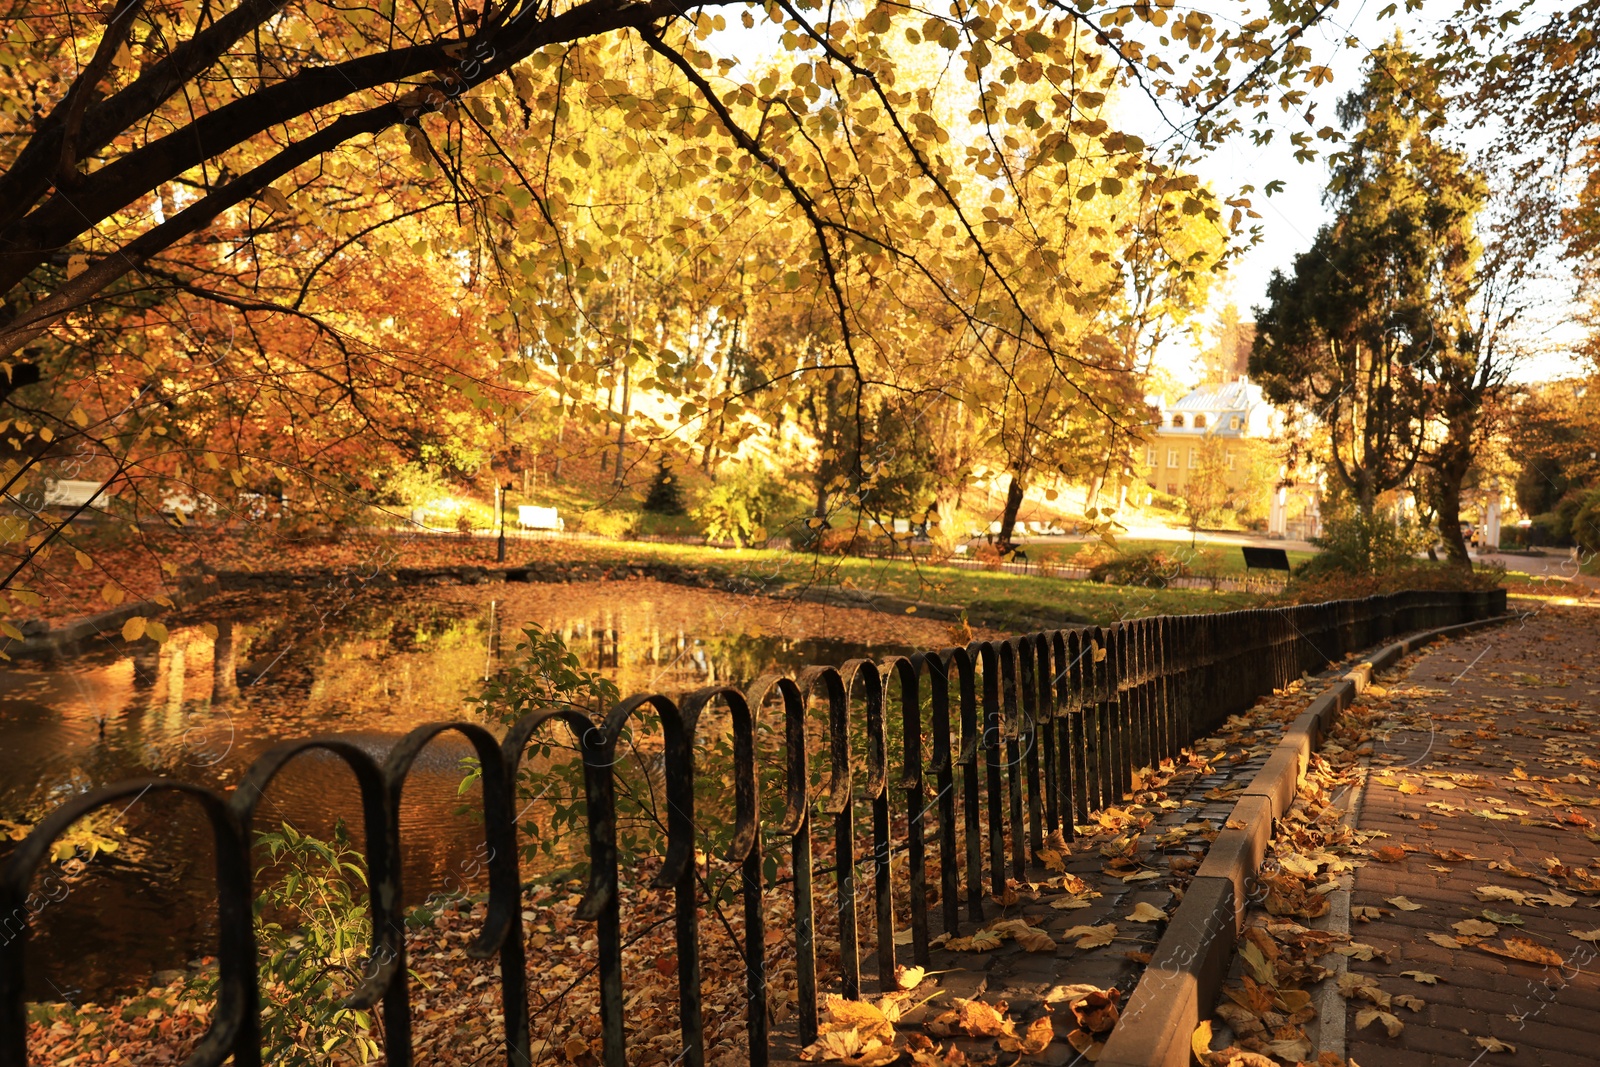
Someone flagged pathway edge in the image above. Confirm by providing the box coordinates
[1097,612,1518,1067]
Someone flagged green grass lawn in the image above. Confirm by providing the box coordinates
[1023,538,1318,577]
[542,540,1262,627]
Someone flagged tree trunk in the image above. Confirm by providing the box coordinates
[613,361,631,488]
[1431,462,1472,569]
[997,474,1025,551]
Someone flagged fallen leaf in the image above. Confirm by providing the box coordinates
[998,1014,1052,1055]
[1393,994,1426,1011]
[1371,845,1408,863]
[1191,1020,1215,1062]
[1060,924,1117,949]
[1478,936,1564,967]
[1125,902,1166,923]
[1070,988,1121,1034]
[945,929,1004,953]
[927,998,1007,1039]
[1474,886,1528,905]
[1266,1031,1313,1060]
[1386,896,1423,911]
[1354,1007,1404,1037]
[896,966,927,990]
[822,994,895,1043]
[1400,970,1441,984]
[1570,929,1600,943]
[1334,942,1381,961]
[1427,933,1463,949]
[992,919,1055,952]
[1475,1036,1517,1053]
[1453,919,1499,937]
[1529,890,1578,907]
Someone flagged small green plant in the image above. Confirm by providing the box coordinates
[467,625,621,873]
[186,821,384,1066]
[468,625,773,900]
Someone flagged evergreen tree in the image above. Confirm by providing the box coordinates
[1252,37,1486,525]
[643,459,686,515]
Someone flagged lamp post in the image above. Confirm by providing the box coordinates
[496,482,512,563]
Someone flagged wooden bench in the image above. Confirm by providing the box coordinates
[1241,546,1292,572]
[517,505,565,531]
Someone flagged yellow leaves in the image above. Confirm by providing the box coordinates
[1059,923,1117,949]
[1037,847,1067,873]
[1427,933,1464,949]
[997,1014,1052,1054]
[893,966,925,990]
[944,928,1003,952]
[1400,970,1440,984]
[1238,939,1274,984]
[1473,885,1527,905]
[989,919,1055,952]
[821,994,894,1044]
[1125,902,1166,923]
[1452,918,1499,938]
[1385,895,1422,911]
[121,616,167,643]
[1477,936,1564,967]
[1476,1036,1517,1053]
[926,997,1007,1039]
[1354,1006,1404,1037]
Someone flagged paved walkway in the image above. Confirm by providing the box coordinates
[1343,604,1600,1067]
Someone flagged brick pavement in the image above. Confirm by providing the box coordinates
[1342,605,1600,1067]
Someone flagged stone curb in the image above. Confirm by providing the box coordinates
[1097,612,1518,1067]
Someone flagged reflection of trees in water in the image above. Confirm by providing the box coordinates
[548,604,905,692]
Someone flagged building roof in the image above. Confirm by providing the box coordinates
[1169,379,1260,413]
[1147,376,1276,438]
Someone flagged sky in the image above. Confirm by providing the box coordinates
[1118,0,1591,386]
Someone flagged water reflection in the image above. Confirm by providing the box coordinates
[0,579,929,999]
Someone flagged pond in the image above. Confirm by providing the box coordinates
[0,578,956,1002]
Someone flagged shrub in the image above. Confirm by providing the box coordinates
[575,508,636,540]
[1562,488,1600,556]
[693,464,780,548]
[1297,510,1432,578]
[1086,548,1191,587]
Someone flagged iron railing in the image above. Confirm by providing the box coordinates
[0,588,1506,1066]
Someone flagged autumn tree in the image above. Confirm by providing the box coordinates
[0,0,1358,631]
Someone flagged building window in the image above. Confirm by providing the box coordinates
[1173,414,1186,428]
[1167,449,1178,468]
[1188,449,1198,469]
[1194,414,1207,429]
[1230,415,1241,431]
[1146,446,1157,465]
[1226,453,1236,471]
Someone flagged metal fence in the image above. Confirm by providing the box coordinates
[0,588,1507,1067]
